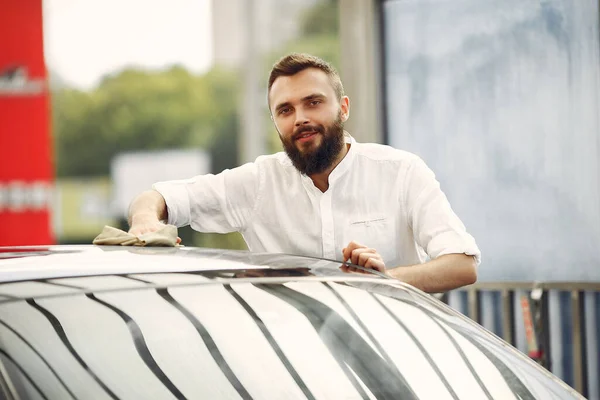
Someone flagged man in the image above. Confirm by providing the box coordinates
[128,53,480,293]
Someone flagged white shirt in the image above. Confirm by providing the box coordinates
[153,135,480,267]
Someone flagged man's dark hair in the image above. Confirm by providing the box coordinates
[268,53,344,102]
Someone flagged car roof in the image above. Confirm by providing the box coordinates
[0,246,583,399]
[0,245,387,285]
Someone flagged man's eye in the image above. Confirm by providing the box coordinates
[309,100,321,106]
[279,108,291,115]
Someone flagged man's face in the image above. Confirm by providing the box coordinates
[269,68,349,175]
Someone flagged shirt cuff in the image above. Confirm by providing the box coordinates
[426,231,481,266]
[152,181,191,227]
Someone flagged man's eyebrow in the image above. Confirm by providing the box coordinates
[275,101,292,112]
[274,93,327,113]
[301,93,326,102]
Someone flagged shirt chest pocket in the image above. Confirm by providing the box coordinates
[346,216,396,264]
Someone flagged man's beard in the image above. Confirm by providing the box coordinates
[281,112,345,176]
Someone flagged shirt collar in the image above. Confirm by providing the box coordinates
[328,131,356,183]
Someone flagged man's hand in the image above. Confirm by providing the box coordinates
[129,214,182,244]
[127,190,182,244]
[341,240,477,292]
[341,241,387,275]
[129,214,165,236]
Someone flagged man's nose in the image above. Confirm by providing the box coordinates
[294,110,310,127]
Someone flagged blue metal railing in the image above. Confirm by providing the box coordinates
[442,282,600,399]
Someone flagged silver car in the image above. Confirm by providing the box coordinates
[0,246,585,399]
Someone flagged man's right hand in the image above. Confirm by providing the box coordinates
[129,216,182,244]
[128,213,166,236]
[127,189,182,244]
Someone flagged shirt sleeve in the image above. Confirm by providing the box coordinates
[404,156,481,265]
[152,161,260,233]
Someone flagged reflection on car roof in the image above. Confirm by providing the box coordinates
[0,281,580,399]
[0,246,582,399]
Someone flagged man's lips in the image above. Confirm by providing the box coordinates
[295,131,318,142]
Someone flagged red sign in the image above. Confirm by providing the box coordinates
[0,0,54,246]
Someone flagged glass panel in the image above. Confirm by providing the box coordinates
[382,0,600,281]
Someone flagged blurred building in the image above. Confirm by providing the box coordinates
[110,149,211,219]
[52,178,116,243]
[211,0,318,68]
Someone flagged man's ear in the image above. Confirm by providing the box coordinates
[340,96,350,121]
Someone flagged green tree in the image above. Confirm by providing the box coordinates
[53,66,240,177]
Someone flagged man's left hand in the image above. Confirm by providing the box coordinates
[341,241,387,275]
